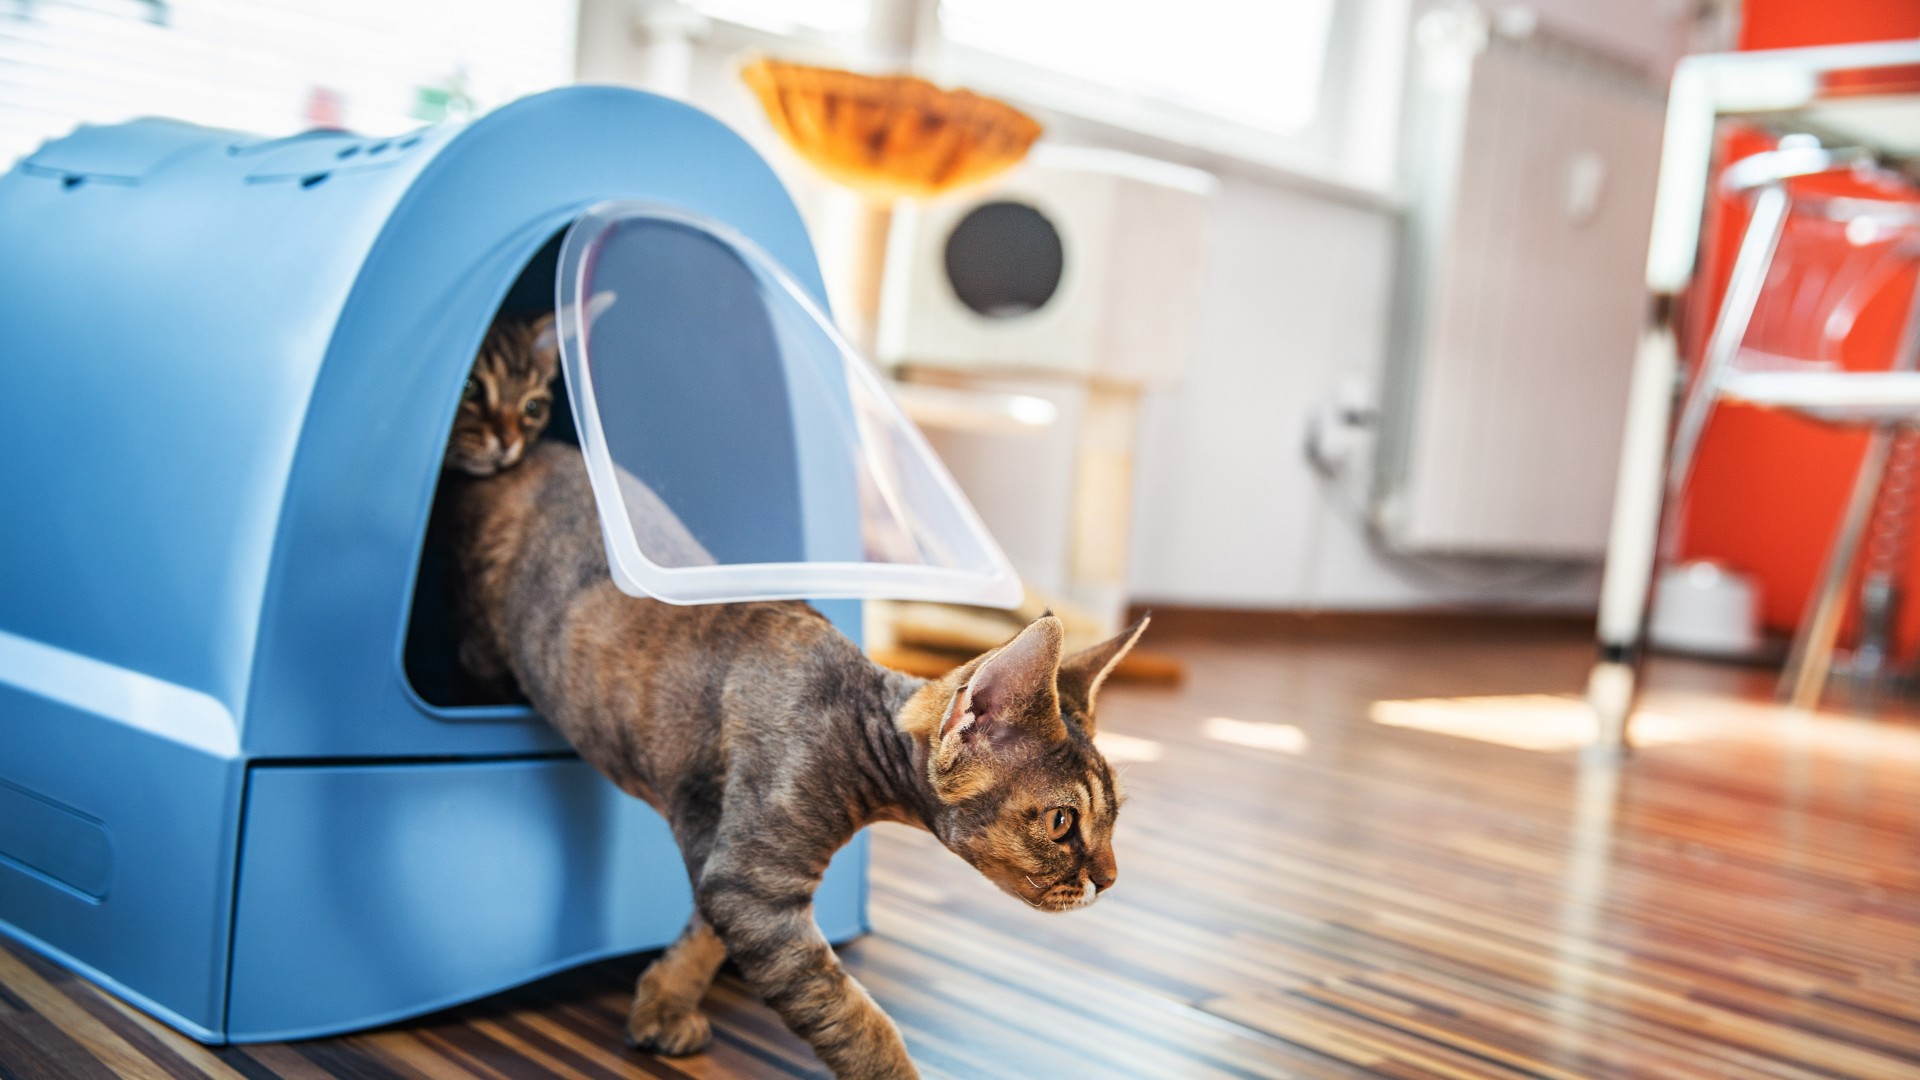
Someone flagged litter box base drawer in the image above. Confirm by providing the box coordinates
[226,756,869,1042]
[0,682,243,1041]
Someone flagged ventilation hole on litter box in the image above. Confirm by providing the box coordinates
[398,136,422,149]
[62,175,85,190]
[366,140,391,154]
[336,145,361,159]
[300,172,330,189]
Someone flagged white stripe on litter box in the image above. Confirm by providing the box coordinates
[0,628,239,758]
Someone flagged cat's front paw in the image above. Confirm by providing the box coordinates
[625,997,713,1056]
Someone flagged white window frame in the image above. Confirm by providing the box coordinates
[675,0,1410,202]
[927,0,1405,195]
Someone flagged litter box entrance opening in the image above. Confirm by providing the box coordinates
[402,230,574,710]
[402,202,1023,712]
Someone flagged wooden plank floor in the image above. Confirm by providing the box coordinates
[6,621,1920,1079]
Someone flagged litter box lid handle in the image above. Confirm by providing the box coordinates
[555,200,1022,609]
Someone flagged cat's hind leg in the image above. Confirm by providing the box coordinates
[626,914,727,1055]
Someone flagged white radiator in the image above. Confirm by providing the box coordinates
[1373,9,1666,558]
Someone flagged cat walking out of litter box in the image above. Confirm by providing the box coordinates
[441,314,1143,1079]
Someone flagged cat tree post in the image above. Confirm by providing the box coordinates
[1068,380,1143,631]
[840,0,933,353]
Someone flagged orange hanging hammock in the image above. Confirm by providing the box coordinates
[741,57,1042,200]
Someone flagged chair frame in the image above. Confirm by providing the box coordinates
[1589,40,1920,748]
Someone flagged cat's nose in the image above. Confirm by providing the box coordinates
[1090,852,1117,892]
[501,439,524,466]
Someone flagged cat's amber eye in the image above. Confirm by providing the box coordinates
[524,397,547,420]
[462,377,480,402]
[1047,807,1076,842]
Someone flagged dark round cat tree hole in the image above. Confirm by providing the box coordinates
[942,201,1065,319]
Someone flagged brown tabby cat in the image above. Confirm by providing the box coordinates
[443,313,559,477]
[441,434,1144,1079]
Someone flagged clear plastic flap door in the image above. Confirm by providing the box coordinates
[556,201,1021,608]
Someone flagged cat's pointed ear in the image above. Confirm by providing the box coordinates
[1057,616,1149,728]
[536,293,615,375]
[584,289,618,326]
[530,312,560,373]
[939,615,1067,747]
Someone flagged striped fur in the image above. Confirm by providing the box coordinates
[443,442,1144,1078]
[444,314,559,477]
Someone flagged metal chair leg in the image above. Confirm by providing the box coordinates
[1781,427,1895,710]
[1589,183,1792,751]
[1666,183,1789,503]
[1769,188,1920,710]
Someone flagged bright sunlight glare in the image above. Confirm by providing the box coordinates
[1202,717,1309,755]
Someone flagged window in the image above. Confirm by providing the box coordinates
[939,0,1337,136]
[931,0,1404,188]
[683,0,1406,193]
[688,0,871,38]
[0,0,577,168]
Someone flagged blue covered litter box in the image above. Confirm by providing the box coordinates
[0,86,1017,1042]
